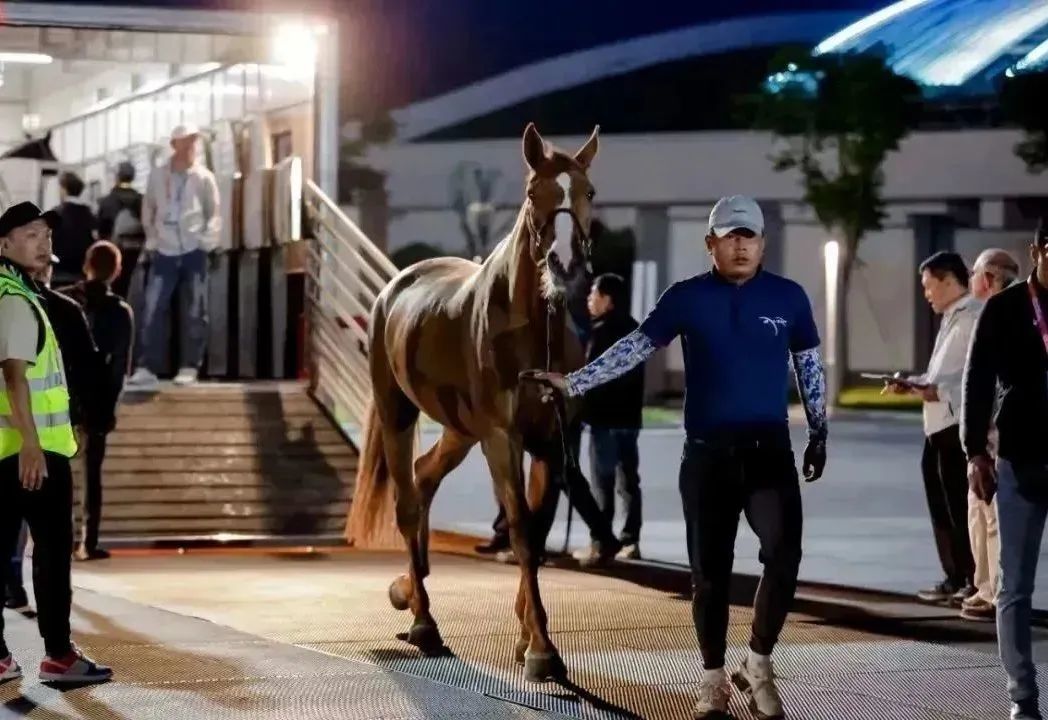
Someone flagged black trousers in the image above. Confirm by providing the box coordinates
[679,437,803,670]
[921,425,975,586]
[81,432,108,551]
[588,427,642,545]
[0,452,74,658]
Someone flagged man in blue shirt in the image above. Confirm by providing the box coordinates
[533,195,827,720]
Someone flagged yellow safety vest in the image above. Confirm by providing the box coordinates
[0,267,77,459]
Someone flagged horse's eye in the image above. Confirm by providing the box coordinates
[586,189,596,201]
[527,189,536,200]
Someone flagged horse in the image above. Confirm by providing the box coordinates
[348,122,600,682]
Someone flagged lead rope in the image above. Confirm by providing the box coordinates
[546,304,576,556]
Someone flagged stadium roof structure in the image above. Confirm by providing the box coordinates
[812,0,1048,96]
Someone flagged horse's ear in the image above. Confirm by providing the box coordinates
[574,125,600,170]
[522,122,545,171]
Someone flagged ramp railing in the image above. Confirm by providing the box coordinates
[302,180,397,441]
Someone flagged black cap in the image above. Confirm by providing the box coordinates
[1037,218,1048,248]
[0,202,60,238]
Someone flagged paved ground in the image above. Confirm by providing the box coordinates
[59,549,1046,720]
[425,415,1048,608]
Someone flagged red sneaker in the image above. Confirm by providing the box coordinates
[0,654,22,681]
[39,646,112,683]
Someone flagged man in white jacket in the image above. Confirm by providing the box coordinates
[886,251,979,606]
[127,124,220,388]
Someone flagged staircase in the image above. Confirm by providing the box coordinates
[75,381,357,545]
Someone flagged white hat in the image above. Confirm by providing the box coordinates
[171,123,200,142]
[708,195,764,238]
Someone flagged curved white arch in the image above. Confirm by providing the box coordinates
[391,11,861,141]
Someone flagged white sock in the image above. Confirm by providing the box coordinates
[703,667,727,683]
[748,649,771,666]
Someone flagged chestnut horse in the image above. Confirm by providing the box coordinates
[348,123,599,681]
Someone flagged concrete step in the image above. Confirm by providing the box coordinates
[98,515,348,536]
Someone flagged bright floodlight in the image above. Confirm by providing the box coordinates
[814,0,933,55]
[0,52,53,64]
[272,23,318,77]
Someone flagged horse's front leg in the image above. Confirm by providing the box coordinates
[513,457,559,665]
[482,431,564,682]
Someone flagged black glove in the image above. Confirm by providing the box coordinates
[802,436,826,482]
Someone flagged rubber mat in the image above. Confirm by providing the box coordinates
[73,552,1027,720]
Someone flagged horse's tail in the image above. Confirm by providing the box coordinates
[345,402,400,548]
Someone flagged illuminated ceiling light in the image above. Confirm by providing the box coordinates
[814,0,933,55]
[919,5,1048,86]
[271,22,318,78]
[1015,37,1048,72]
[0,52,52,65]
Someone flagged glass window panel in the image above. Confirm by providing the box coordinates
[244,63,263,114]
[65,120,83,163]
[219,65,244,121]
[129,97,153,144]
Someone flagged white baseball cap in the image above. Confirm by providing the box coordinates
[708,195,764,238]
[171,123,200,142]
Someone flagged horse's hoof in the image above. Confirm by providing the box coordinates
[406,622,445,656]
[523,651,566,682]
[388,575,412,611]
[513,638,528,666]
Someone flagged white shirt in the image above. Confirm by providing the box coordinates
[915,293,981,436]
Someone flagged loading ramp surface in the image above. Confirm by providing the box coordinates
[16,548,1030,720]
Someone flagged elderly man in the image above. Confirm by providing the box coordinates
[961,249,1019,623]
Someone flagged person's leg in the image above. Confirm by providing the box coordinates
[987,495,1000,604]
[679,441,742,671]
[920,434,961,590]
[587,426,618,541]
[140,253,179,374]
[178,249,209,371]
[615,429,642,547]
[0,457,23,655]
[939,427,975,588]
[22,454,74,658]
[996,458,1048,708]
[742,448,803,658]
[80,432,107,554]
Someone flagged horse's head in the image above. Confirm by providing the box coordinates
[521,122,599,297]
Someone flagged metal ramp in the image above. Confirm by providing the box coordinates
[76,381,356,545]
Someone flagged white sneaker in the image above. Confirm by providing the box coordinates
[617,543,641,560]
[693,667,731,718]
[126,367,159,390]
[732,652,785,720]
[0,654,22,682]
[173,367,199,386]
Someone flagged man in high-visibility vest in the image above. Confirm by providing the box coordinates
[0,201,111,684]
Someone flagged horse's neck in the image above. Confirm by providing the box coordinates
[477,205,547,332]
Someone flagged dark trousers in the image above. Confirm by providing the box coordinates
[492,420,617,550]
[0,452,74,658]
[921,425,975,586]
[6,521,28,592]
[588,426,642,545]
[81,432,108,551]
[679,437,803,670]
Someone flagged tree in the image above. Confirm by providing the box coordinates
[1000,68,1048,173]
[749,47,922,403]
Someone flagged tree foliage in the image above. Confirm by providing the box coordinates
[1000,69,1048,174]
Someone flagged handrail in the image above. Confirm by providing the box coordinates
[302,180,398,440]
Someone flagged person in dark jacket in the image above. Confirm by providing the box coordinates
[95,161,144,300]
[5,252,98,610]
[963,220,1048,720]
[577,273,644,562]
[49,172,96,288]
[59,241,133,561]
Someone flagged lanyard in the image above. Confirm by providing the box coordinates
[1028,277,1048,358]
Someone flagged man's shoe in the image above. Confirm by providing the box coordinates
[960,597,996,622]
[74,546,111,562]
[950,583,977,607]
[916,579,959,604]
[474,535,510,555]
[692,668,731,719]
[732,652,785,720]
[126,367,159,390]
[1012,698,1043,720]
[577,539,622,569]
[173,367,199,386]
[39,646,112,684]
[4,586,29,612]
[0,655,21,682]
[617,543,641,560]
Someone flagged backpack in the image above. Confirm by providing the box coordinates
[112,206,144,247]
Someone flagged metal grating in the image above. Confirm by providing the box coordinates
[69,551,1036,720]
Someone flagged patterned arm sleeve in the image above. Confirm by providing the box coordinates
[791,347,828,441]
[565,330,656,397]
